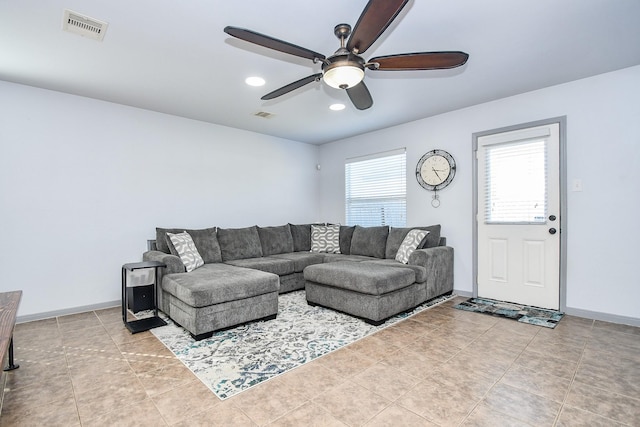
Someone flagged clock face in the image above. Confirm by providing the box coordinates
[416,150,456,191]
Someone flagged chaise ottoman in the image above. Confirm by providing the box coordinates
[303,261,425,325]
[161,263,280,340]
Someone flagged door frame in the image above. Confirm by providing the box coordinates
[472,116,568,311]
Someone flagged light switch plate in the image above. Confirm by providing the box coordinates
[572,179,583,192]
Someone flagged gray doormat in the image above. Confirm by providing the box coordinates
[454,297,564,328]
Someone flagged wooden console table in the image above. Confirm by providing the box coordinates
[0,290,22,415]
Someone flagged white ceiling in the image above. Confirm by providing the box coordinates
[2,1,639,145]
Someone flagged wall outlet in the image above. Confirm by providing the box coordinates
[572,178,583,192]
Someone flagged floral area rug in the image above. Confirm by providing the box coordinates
[149,290,455,399]
[454,297,564,328]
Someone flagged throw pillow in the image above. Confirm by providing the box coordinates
[385,224,441,258]
[310,224,341,253]
[395,229,429,264]
[156,227,221,263]
[167,232,204,272]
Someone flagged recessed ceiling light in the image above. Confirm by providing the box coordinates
[329,103,346,111]
[245,77,265,87]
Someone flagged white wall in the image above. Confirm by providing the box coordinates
[319,65,640,321]
[0,82,320,317]
[3,66,639,322]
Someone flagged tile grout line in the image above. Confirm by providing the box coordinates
[58,314,83,426]
[551,325,589,427]
[557,320,638,427]
[458,321,542,426]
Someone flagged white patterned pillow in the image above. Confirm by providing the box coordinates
[167,231,205,272]
[395,229,429,264]
[310,224,341,253]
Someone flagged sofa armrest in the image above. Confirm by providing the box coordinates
[142,250,185,275]
[409,246,454,297]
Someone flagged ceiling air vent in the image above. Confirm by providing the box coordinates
[254,111,275,119]
[63,9,108,41]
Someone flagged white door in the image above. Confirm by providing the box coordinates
[477,123,560,310]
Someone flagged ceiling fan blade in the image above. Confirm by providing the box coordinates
[346,81,373,110]
[224,26,326,61]
[369,51,469,70]
[347,0,409,54]
[261,73,322,100]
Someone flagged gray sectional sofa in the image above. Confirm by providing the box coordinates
[143,223,453,339]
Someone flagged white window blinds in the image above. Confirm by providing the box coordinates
[345,149,406,227]
[484,139,547,223]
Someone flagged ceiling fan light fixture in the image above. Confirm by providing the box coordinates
[323,65,364,89]
[322,55,365,89]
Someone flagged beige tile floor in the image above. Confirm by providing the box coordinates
[1,296,639,426]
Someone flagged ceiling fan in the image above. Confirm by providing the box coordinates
[224,0,468,110]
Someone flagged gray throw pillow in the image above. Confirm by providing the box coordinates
[349,225,389,259]
[217,226,263,261]
[156,227,222,264]
[167,232,204,272]
[257,225,294,256]
[395,229,429,264]
[310,224,341,253]
[385,225,442,259]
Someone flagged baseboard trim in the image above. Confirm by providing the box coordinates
[564,306,640,327]
[452,289,473,297]
[16,296,640,328]
[16,300,120,324]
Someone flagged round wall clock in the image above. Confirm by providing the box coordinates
[416,149,456,191]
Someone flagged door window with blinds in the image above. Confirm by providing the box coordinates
[484,139,547,224]
[345,149,406,227]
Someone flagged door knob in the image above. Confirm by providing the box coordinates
[549,228,557,235]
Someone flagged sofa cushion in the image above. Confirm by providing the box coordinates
[224,257,295,276]
[311,224,341,253]
[385,225,442,259]
[322,253,378,263]
[270,252,325,272]
[217,226,263,261]
[156,227,222,263]
[167,232,205,272]
[162,263,279,307]
[304,261,415,295]
[363,259,428,283]
[257,225,294,256]
[339,225,356,255]
[395,229,429,264]
[289,223,313,252]
[349,225,389,259]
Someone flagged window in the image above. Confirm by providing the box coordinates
[484,139,547,223]
[345,149,406,227]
